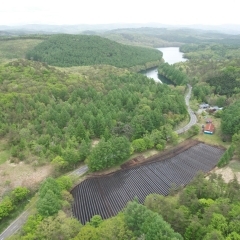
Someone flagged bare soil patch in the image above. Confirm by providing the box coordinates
[210,160,240,183]
[0,161,53,198]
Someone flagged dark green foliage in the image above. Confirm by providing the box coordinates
[218,145,235,167]
[188,125,199,137]
[88,136,131,171]
[207,70,240,96]
[145,172,240,240]
[158,63,188,85]
[193,84,212,102]
[221,101,240,136]
[180,43,240,60]
[73,201,182,240]
[123,201,183,239]
[26,34,162,68]
[37,178,62,217]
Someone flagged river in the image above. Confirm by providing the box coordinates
[142,47,187,83]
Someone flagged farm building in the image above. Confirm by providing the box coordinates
[204,123,215,134]
[199,103,209,109]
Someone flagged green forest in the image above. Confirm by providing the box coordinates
[0,59,186,171]
[7,172,240,240]
[25,34,163,68]
[1,27,240,240]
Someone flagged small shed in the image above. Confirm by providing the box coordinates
[204,123,215,134]
[206,118,212,123]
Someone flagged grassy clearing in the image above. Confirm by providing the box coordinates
[173,115,190,131]
[228,160,240,172]
[0,39,43,62]
[0,150,10,164]
[0,139,10,164]
[191,112,230,148]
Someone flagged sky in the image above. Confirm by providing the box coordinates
[0,0,240,26]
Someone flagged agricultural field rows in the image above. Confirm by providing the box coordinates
[71,143,225,224]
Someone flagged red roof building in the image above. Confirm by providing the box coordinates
[204,123,215,134]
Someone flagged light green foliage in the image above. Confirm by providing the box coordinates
[11,187,30,204]
[88,136,131,171]
[0,186,30,222]
[35,211,82,240]
[203,230,225,240]
[199,198,215,207]
[145,172,240,239]
[97,213,135,240]
[74,224,99,240]
[131,138,147,152]
[56,176,73,191]
[0,37,44,62]
[51,156,68,170]
[123,201,183,240]
[21,214,43,238]
[0,60,187,169]
[226,232,240,240]
[208,213,228,235]
[0,196,14,220]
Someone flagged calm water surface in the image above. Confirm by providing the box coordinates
[143,47,187,83]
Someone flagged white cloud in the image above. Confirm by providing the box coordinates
[0,0,240,25]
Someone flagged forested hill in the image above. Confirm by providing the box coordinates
[25,34,163,68]
[0,59,187,167]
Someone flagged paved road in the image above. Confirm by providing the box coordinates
[175,84,197,134]
[0,86,195,240]
[69,165,89,176]
[0,165,89,240]
[0,206,33,240]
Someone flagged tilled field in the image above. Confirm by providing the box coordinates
[71,142,225,224]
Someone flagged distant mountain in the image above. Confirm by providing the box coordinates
[1,23,240,35]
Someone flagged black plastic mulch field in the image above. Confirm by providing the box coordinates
[71,143,225,224]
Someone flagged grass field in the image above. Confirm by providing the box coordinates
[229,159,240,172]
[0,39,43,62]
[192,112,230,148]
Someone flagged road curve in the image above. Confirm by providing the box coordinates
[175,84,197,134]
[1,86,194,239]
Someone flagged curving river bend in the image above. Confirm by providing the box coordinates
[142,47,187,83]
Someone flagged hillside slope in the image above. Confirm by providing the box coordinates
[26,34,163,68]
